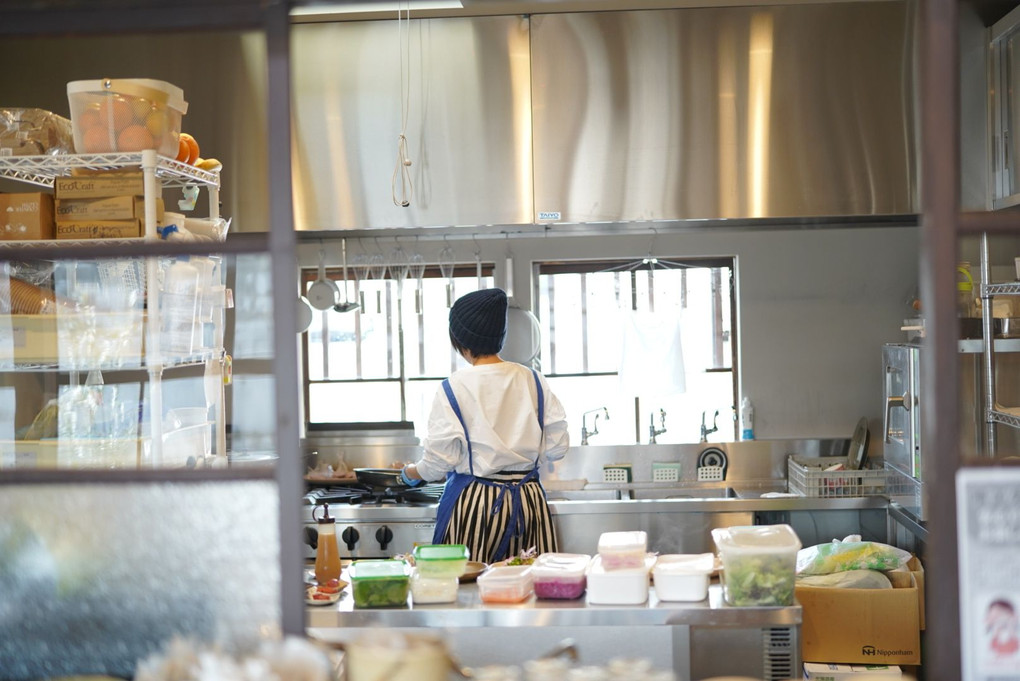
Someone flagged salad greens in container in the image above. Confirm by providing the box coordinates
[349,559,411,608]
[711,524,801,607]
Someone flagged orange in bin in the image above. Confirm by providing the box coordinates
[67,78,188,158]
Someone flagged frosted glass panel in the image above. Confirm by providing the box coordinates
[0,480,281,680]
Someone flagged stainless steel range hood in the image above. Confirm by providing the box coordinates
[290,1,918,230]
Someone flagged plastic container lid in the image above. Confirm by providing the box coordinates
[349,559,410,581]
[67,78,189,114]
[652,553,714,575]
[710,524,801,555]
[531,553,590,579]
[597,530,648,553]
[413,544,470,563]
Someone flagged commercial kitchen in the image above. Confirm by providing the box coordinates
[0,0,1018,680]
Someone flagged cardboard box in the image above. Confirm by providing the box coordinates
[0,313,144,366]
[0,192,54,240]
[56,219,142,240]
[797,572,921,665]
[56,196,164,225]
[804,663,902,681]
[54,172,145,199]
[905,556,924,630]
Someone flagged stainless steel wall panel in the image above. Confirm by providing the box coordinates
[531,3,918,222]
[291,16,533,230]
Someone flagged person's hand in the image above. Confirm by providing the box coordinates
[400,466,425,487]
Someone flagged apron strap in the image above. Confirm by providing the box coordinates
[442,378,474,477]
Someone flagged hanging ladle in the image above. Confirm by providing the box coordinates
[334,238,359,313]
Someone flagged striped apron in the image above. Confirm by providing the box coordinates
[431,369,559,563]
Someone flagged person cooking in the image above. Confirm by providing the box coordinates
[399,288,569,563]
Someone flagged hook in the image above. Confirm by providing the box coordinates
[472,233,481,257]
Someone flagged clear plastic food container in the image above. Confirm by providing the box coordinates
[413,543,470,578]
[67,78,188,158]
[349,559,411,608]
[531,552,591,600]
[410,569,459,604]
[711,524,801,606]
[597,530,648,570]
[476,565,534,604]
[586,554,655,605]
[652,553,714,602]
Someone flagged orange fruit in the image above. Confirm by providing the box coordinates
[144,109,167,138]
[77,108,101,132]
[176,136,190,162]
[130,97,152,121]
[117,124,154,152]
[81,126,113,153]
[180,133,200,165]
[97,97,134,132]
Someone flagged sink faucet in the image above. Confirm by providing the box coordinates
[700,410,719,443]
[581,407,609,445]
[649,409,667,444]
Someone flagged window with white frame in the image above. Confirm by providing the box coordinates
[535,257,737,445]
[302,262,495,428]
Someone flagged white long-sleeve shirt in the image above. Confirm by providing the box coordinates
[416,362,570,482]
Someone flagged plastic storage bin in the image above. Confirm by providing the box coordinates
[711,524,801,606]
[597,530,648,569]
[587,554,656,605]
[652,553,714,602]
[476,565,534,603]
[67,78,188,158]
[531,553,590,600]
[349,559,411,608]
[409,570,459,604]
[413,543,469,578]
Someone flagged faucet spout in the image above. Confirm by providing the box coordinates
[700,410,720,443]
[649,408,667,444]
[581,407,610,446]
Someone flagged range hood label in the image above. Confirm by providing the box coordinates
[538,211,561,221]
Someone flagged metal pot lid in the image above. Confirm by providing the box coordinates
[847,417,869,470]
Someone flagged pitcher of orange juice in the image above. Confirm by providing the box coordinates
[313,503,342,584]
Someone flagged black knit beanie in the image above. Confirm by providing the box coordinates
[449,288,508,355]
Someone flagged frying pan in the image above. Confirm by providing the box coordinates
[354,467,410,489]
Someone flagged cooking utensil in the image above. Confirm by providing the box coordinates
[334,238,359,313]
[307,248,339,311]
[502,306,542,365]
[354,467,410,489]
[847,417,870,470]
[296,295,314,333]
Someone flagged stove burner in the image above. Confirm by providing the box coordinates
[305,483,445,507]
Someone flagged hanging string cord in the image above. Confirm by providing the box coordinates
[392,0,414,207]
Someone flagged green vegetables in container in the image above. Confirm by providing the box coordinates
[349,559,411,608]
[712,524,801,607]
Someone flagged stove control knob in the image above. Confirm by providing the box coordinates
[341,526,360,551]
[304,526,319,550]
[375,526,394,551]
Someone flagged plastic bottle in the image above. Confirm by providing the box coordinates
[161,258,200,356]
[740,397,755,441]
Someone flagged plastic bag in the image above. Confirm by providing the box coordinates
[796,536,912,575]
[0,108,73,156]
[796,569,893,589]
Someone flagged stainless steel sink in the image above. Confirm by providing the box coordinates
[545,485,740,501]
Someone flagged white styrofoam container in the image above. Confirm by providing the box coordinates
[652,553,714,602]
[597,530,648,570]
[587,554,655,605]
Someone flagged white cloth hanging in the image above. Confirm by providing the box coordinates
[618,310,686,397]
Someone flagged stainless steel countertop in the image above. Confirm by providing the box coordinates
[306,583,801,629]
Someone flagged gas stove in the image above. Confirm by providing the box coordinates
[302,483,444,560]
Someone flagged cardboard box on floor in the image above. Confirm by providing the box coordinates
[804,663,903,681]
[797,571,921,666]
